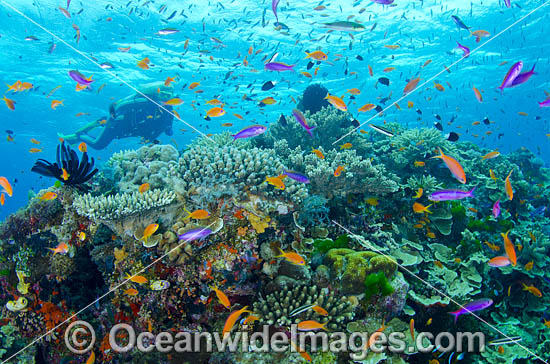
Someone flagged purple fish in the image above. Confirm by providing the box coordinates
[371,0,394,4]
[264,62,295,72]
[511,64,536,87]
[68,70,94,85]
[231,125,267,140]
[504,0,511,8]
[272,0,280,23]
[456,42,470,58]
[539,98,550,108]
[449,299,493,323]
[283,170,310,184]
[67,0,71,9]
[498,61,523,92]
[292,109,315,137]
[492,199,501,218]
[178,228,213,241]
[428,186,476,202]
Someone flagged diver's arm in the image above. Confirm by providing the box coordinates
[74,117,108,135]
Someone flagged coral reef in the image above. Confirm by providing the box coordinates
[252,284,355,330]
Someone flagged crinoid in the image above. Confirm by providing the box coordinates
[31,142,98,191]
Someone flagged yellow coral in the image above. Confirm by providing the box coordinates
[247,213,271,234]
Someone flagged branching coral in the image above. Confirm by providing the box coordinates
[287,148,399,198]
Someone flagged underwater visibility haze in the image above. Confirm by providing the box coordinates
[0,0,550,363]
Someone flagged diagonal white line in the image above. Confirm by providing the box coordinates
[331,220,548,363]
[0,0,217,145]
[0,224,216,364]
[332,0,550,145]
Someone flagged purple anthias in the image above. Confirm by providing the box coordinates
[492,199,501,218]
[264,62,295,72]
[456,42,470,58]
[449,299,493,323]
[498,61,523,92]
[504,0,511,7]
[67,0,71,9]
[371,0,394,4]
[428,187,475,202]
[292,109,315,137]
[68,70,94,85]
[511,64,536,87]
[178,228,213,241]
[231,125,267,140]
[539,98,550,108]
[272,0,280,22]
[283,170,310,184]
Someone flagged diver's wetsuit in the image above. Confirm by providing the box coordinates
[62,83,174,150]
[77,97,174,149]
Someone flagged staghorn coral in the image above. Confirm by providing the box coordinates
[73,189,177,221]
[177,137,307,204]
[287,148,399,198]
[252,284,355,330]
[255,106,370,155]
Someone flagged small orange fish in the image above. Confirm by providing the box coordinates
[164,76,175,86]
[212,286,231,309]
[29,148,43,153]
[39,191,58,201]
[524,261,534,271]
[189,82,200,90]
[431,148,466,184]
[85,351,95,364]
[324,94,347,111]
[473,86,483,103]
[233,113,243,120]
[260,97,277,105]
[502,230,516,266]
[347,88,361,95]
[47,242,69,255]
[312,148,325,159]
[221,122,233,127]
[334,165,345,177]
[137,57,150,69]
[505,170,514,201]
[403,77,421,95]
[368,65,373,76]
[410,319,415,341]
[222,306,251,337]
[61,168,70,181]
[413,202,432,214]
[301,71,312,78]
[0,177,13,197]
[78,142,87,153]
[30,138,41,145]
[275,248,306,265]
[206,107,226,118]
[358,103,375,112]
[340,143,352,149]
[125,274,148,284]
[311,305,328,316]
[183,208,210,220]
[138,183,150,193]
[0,193,4,206]
[142,223,159,242]
[413,188,423,199]
[297,320,328,331]
[522,283,542,297]
[414,161,425,167]
[305,50,328,61]
[383,67,395,72]
[124,288,138,296]
[482,151,500,160]
[164,98,184,106]
[51,99,64,110]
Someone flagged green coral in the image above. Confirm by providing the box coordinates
[12,246,34,277]
[313,235,349,254]
[364,272,394,300]
[324,248,397,294]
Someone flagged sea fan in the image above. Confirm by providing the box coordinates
[31,142,98,191]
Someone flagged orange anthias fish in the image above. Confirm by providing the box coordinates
[312,148,325,159]
[473,86,483,103]
[124,288,138,296]
[29,148,43,153]
[61,168,70,181]
[410,319,415,341]
[334,165,345,177]
[142,223,159,242]
[206,107,226,117]
[0,193,4,206]
[297,320,328,331]
[403,77,421,95]
[164,76,175,86]
[137,57,150,69]
[30,138,41,145]
[47,242,69,255]
[138,183,150,193]
[265,175,286,190]
[188,82,200,90]
[0,177,13,197]
[413,202,432,214]
[311,305,328,316]
[222,306,251,337]
[51,100,64,110]
[183,208,210,220]
[2,96,16,110]
[413,188,423,199]
[164,98,184,106]
[502,230,516,266]
[358,103,376,112]
[39,192,58,201]
[481,151,500,160]
[522,283,542,297]
[488,256,510,267]
[125,273,148,284]
[305,50,328,61]
[340,143,352,149]
[505,169,514,200]
[85,351,95,364]
[347,88,361,95]
[78,142,87,153]
[324,94,347,111]
[431,148,466,184]
[212,286,231,309]
[275,248,306,265]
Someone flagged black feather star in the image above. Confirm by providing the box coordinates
[31,142,98,191]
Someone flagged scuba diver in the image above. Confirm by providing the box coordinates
[59,82,175,149]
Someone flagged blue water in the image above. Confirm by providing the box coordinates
[0,0,548,220]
